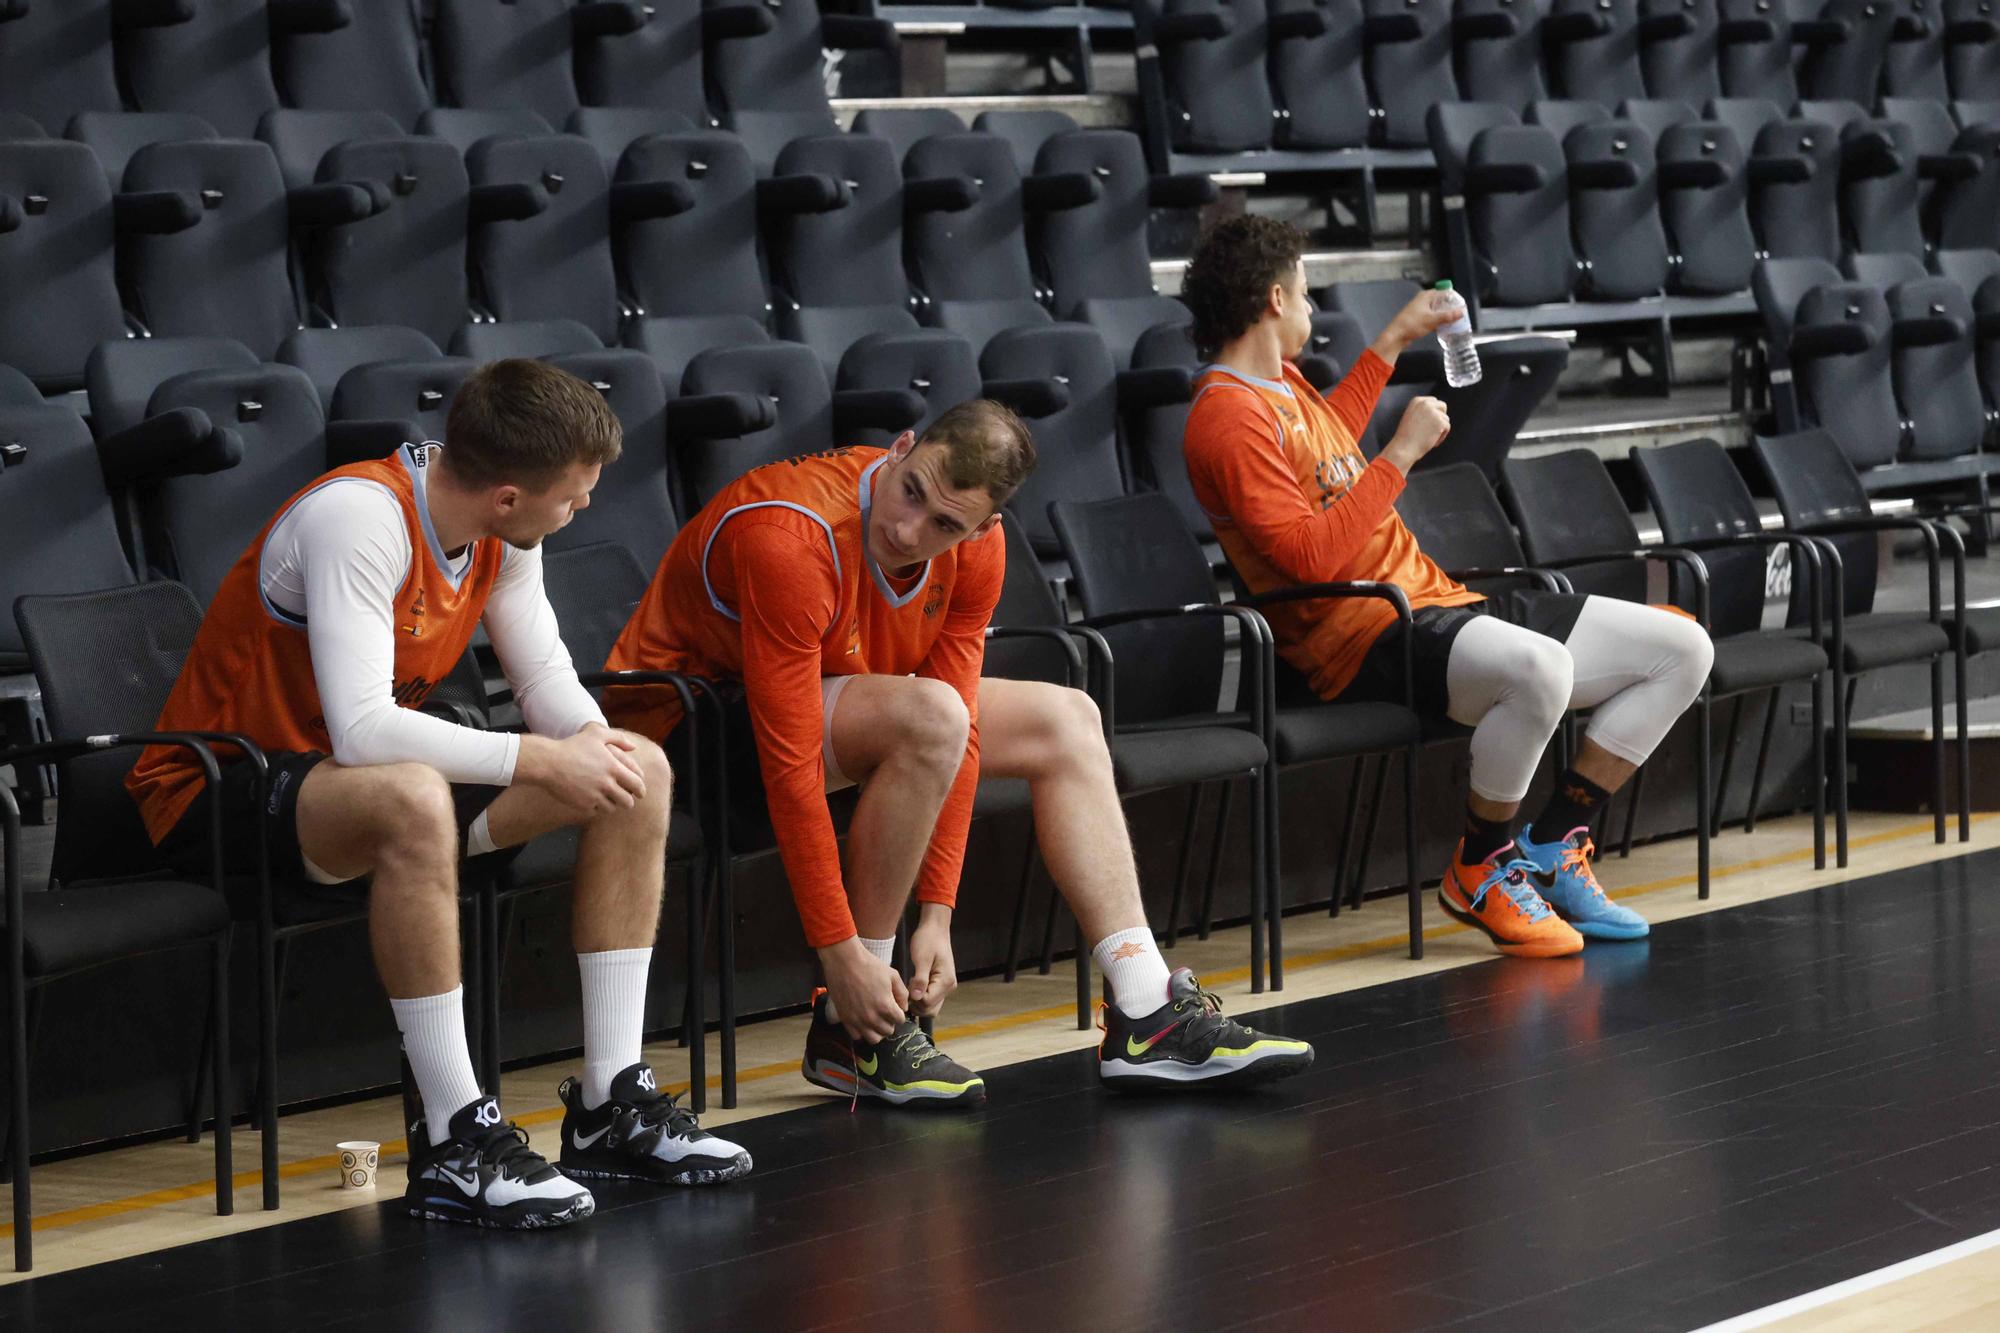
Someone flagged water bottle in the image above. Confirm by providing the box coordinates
[1434,279,1481,388]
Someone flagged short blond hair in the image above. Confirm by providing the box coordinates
[918,399,1036,506]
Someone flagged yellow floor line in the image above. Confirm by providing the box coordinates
[6,813,1983,1241]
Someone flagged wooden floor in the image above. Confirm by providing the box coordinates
[5,809,1999,1331]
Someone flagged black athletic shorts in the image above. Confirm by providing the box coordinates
[1332,590,1589,717]
[154,750,510,909]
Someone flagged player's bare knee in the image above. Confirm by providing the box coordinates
[1054,686,1108,768]
[372,763,458,867]
[630,736,674,817]
[901,678,971,775]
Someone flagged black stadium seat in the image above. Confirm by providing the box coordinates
[544,348,681,568]
[305,134,472,346]
[707,0,899,174]
[279,325,447,413]
[118,0,293,138]
[272,0,433,130]
[0,139,130,392]
[980,322,1124,556]
[257,108,406,192]
[904,131,1064,355]
[67,111,219,189]
[0,0,162,135]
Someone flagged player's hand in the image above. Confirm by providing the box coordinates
[906,904,958,1019]
[518,728,648,816]
[1380,288,1462,353]
[818,937,910,1044]
[1381,396,1451,475]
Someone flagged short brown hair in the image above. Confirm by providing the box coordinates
[916,399,1037,507]
[441,359,623,488]
[1182,215,1306,359]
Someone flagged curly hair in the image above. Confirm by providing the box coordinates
[1182,216,1306,359]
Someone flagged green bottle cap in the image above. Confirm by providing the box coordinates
[1434,279,1454,292]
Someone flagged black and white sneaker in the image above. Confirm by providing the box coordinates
[405,1095,596,1229]
[1097,968,1314,1091]
[557,1063,753,1186]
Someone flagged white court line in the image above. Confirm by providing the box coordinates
[1690,1227,2000,1332]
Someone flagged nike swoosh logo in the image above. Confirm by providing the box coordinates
[435,1167,480,1197]
[857,1053,879,1076]
[1126,1020,1184,1057]
[573,1124,612,1150]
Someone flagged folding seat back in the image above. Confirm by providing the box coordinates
[1548,0,1648,108]
[575,1,710,128]
[0,385,135,665]
[617,131,769,325]
[122,140,301,359]
[1827,113,1929,258]
[1618,97,1697,144]
[87,336,261,440]
[973,109,1081,177]
[1800,0,1901,102]
[309,136,471,347]
[1880,95,1973,217]
[0,141,129,391]
[836,330,984,447]
[1152,0,1277,153]
[1971,268,2000,404]
[278,325,446,411]
[851,108,968,166]
[1032,130,1194,363]
[1125,321,1208,539]
[707,0,844,174]
[67,111,220,189]
[0,0,127,134]
[434,0,587,125]
[1934,244,2000,291]
[1792,280,1904,466]
[904,132,1051,351]
[452,318,604,360]
[1630,438,1772,637]
[1718,0,1801,104]
[1947,0,2000,99]
[769,134,920,373]
[417,107,557,158]
[1886,273,1987,458]
[1747,115,1844,262]
[1753,253,1844,350]
[1884,0,1951,99]
[1658,121,1758,293]
[273,0,433,130]
[1367,0,1460,147]
[120,0,281,137]
[1526,97,1611,143]
[466,134,621,346]
[1704,95,1782,153]
[328,356,475,445]
[258,109,405,191]
[1499,448,1650,604]
[135,364,329,599]
[565,107,692,184]
[1917,119,2000,251]
[1265,0,1371,148]
[978,324,1121,555]
[677,341,832,509]
[1564,121,1670,299]
[1455,115,1578,305]
[1641,0,1724,103]
[1455,0,1552,110]
[543,349,680,566]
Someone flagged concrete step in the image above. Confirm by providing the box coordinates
[1152,248,1431,294]
[833,93,1130,127]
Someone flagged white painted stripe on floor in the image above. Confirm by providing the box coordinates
[1690,1226,2000,1332]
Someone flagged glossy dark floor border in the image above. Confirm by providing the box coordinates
[10,850,2000,1332]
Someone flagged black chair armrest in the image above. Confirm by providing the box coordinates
[1790,321,1876,358]
[1115,366,1193,409]
[1893,314,1967,347]
[611,178,696,223]
[325,418,415,469]
[112,0,193,28]
[1022,172,1101,211]
[1443,564,1575,594]
[1892,14,1930,40]
[668,392,775,439]
[1455,11,1519,40]
[98,409,238,488]
[1149,173,1220,208]
[904,175,980,214]
[1919,151,1982,182]
[1841,130,1903,181]
[1075,602,1273,741]
[1719,17,1777,43]
[1242,581,1416,708]
[1,440,26,467]
[1948,18,2000,42]
[1793,18,1852,46]
[1270,8,1328,39]
[115,189,201,234]
[289,181,382,226]
[1536,547,1713,627]
[1801,514,1941,619]
[832,388,927,436]
[1569,158,1642,190]
[1660,158,1730,189]
[573,0,648,37]
[821,13,899,52]
[1976,309,2000,339]
[0,197,19,234]
[1546,10,1612,42]
[1363,12,1423,41]
[704,3,774,39]
[1640,11,1696,40]
[1466,160,1548,193]
[268,0,352,34]
[756,172,850,216]
[469,181,549,223]
[1678,530,1832,642]
[1748,154,1814,185]
[1153,10,1231,42]
[984,625,1085,690]
[982,376,1072,418]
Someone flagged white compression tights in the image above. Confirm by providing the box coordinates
[1445,596,1715,803]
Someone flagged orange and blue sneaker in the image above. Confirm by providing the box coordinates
[1515,827,1650,940]
[1438,839,1585,957]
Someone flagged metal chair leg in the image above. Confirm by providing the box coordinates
[685,855,706,1115]
[1349,754,1390,913]
[1711,695,1745,836]
[210,932,233,1217]
[1073,916,1091,1030]
[1248,769,1268,995]
[1267,763,1284,992]
[1404,744,1423,961]
[1956,633,1972,842]
[1003,835,1037,982]
[1812,668,1828,870]
[1743,688,1779,835]
[1196,781,1233,940]
[1331,760,1366,918]
[1835,669,1852,868]
[1164,784,1205,944]
[1037,878,1061,975]
[1931,654,1948,844]
[717,847,737,1110]
[8,812,30,1270]
[1695,686,1712,900]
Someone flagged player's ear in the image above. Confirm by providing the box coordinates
[970,511,1003,539]
[888,429,918,461]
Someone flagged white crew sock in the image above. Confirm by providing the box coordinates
[390,987,485,1146]
[1093,927,1173,1019]
[823,934,898,1023]
[579,947,653,1108]
[465,809,499,858]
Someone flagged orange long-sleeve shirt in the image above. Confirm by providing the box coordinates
[603,447,1002,947]
[1183,352,1478,698]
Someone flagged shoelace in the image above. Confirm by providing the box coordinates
[1472,859,1555,922]
[631,1089,702,1139]
[887,1023,945,1069]
[472,1120,547,1177]
[1559,838,1609,901]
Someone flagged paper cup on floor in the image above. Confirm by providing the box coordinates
[338,1141,380,1189]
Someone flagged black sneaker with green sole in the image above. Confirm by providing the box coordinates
[1097,968,1314,1090]
[801,990,987,1108]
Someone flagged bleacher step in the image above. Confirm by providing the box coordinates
[833,94,1130,128]
[1152,248,1430,294]
[1511,408,1751,464]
